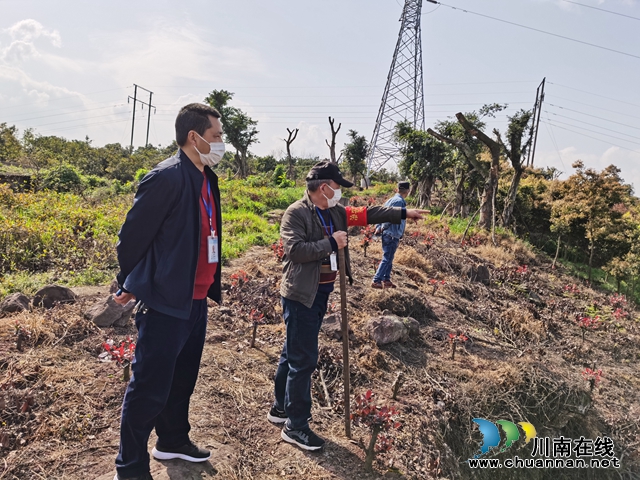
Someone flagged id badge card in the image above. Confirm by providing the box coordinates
[207,235,219,264]
[330,252,338,271]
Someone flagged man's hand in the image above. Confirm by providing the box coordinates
[406,209,430,221]
[332,230,348,249]
[113,291,136,305]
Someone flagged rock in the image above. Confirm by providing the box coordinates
[0,293,31,313]
[32,285,77,309]
[321,313,354,341]
[528,291,545,307]
[367,314,419,346]
[404,317,420,336]
[464,264,490,285]
[475,265,491,285]
[109,279,119,294]
[84,295,136,327]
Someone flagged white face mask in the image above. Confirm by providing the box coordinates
[323,184,342,208]
[195,133,225,167]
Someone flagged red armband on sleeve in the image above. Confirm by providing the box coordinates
[345,206,368,226]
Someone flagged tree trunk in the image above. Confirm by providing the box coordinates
[326,117,341,164]
[552,234,561,269]
[479,169,497,230]
[453,170,466,216]
[364,426,381,472]
[416,175,435,208]
[454,113,501,231]
[588,238,594,283]
[501,167,524,227]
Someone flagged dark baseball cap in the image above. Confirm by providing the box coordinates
[398,181,410,190]
[305,161,354,188]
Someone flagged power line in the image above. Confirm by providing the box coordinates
[558,0,640,22]
[4,104,127,124]
[542,120,640,154]
[0,87,129,112]
[547,103,640,131]
[546,94,640,121]
[544,111,640,140]
[426,0,640,60]
[543,117,640,145]
[547,82,640,109]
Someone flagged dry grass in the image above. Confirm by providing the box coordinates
[1,231,639,479]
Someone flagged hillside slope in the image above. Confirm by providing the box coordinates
[1,222,638,480]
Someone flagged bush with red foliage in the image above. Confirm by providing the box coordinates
[351,390,401,471]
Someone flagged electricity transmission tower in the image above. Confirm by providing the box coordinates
[367,0,425,175]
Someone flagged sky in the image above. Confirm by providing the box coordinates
[1,0,639,190]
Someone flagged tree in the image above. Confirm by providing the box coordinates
[554,161,631,282]
[496,109,533,228]
[0,123,23,163]
[325,116,341,163]
[395,122,445,207]
[341,130,368,185]
[204,90,259,178]
[283,128,299,180]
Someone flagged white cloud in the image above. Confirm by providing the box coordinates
[5,19,61,47]
[2,40,38,63]
[97,19,266,87]
[537,145,640,193]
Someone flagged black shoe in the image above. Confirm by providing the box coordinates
[267,405,288,424]
[281,424,325,451]
[114,473,154,480]
[151,440,211,462]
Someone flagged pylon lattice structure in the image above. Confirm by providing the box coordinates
[367,0,425,173]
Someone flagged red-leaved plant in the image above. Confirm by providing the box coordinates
[101,337,136,381]
[429,278,446,295]
[14,320,31,352]
[448,332,468,360]
[230,270,249,288]
[271,238,285,262]
[361,226,375,257]
[575,315,601,343]
[582,368,602,391]
[249,309,265,348]
[563,284,580,295]
[608,293,627,309]
[351,390,401,471]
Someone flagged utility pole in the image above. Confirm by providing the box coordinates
[527,77,545,168]
[128,84,156,150]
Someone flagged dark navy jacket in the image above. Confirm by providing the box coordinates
[116,149,222,320]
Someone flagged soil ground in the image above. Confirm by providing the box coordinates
[1,224,639,480]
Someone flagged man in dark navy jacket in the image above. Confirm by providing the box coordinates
[112,103,225,480]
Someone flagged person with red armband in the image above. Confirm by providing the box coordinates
[267,161,428,451]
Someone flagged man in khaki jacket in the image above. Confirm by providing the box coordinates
[267,161,427,451]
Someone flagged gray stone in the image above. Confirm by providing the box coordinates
[32,285,77,309]
[528,291,545,307]
[367,314,419,346]
[475,265,491,285]
[85,295,136,327]
[0,293,31,313]
[464,264,490,285]
[109,279,119,294]
[321,313,354,341]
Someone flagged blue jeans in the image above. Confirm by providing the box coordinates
[274,291,329,430]
[116,299,207,478]
[373,233,400,283]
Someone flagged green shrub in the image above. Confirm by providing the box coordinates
[83,174,109,190]
[134,168,149,184]
[42,164,84,193]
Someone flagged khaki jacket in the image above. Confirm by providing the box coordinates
[279,191,403,307]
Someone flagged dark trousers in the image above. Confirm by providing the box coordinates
[274,291,329,430]
[373,233,400,283]
[116,299,207,477]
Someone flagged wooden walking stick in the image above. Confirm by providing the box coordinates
[338,247,351,438]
